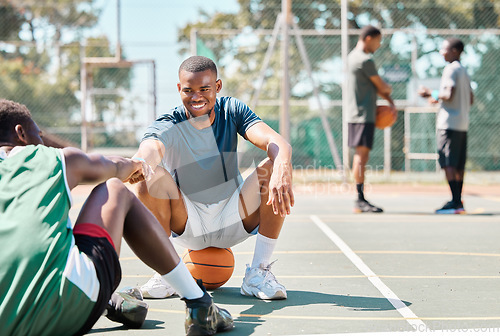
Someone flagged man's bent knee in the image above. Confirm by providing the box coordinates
[257,158,273,180]
[104,178,134,201]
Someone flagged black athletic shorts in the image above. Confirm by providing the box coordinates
[437,129,467,170]
[348,123,375,149]
[72,224,122,336]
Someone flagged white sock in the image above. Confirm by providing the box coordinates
[161,261,203,300]
[251,233,277,268]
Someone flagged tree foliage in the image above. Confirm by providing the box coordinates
[0,1,131,144]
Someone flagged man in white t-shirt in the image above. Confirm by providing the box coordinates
[419,38,474,214]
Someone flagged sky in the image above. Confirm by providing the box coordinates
[93,0,240,118]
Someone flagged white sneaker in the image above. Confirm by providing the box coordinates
[140,273,176,299]
[240,261,287,300]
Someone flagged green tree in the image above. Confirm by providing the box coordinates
[0,1,23,40]
[0,1,132,146]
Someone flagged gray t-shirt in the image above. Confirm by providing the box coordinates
[346,48,379,123]
[143,96,261,204]
[436,61,472,132]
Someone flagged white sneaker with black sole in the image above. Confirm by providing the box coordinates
[240,261,287,300]
[140,272,177,299]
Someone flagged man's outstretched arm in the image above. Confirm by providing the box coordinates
[62,147,144,190]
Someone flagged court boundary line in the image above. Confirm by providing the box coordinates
[310,215,427,331]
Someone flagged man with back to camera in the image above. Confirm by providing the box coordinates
[0,99,233,335]
[130,56,294,301]
[418,38,474,214]
[346,25,397,213]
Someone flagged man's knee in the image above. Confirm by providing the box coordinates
[105,178,134,200]
[257,158,273,181]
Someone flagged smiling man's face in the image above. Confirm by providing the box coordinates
[177,69,222,119]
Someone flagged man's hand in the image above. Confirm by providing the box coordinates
[126,158,154,184]
[267,161,294,217]
[117,158,145,183]
[418,86,440,104]
[418,86,431,98]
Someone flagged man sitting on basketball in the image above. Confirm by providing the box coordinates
[130,56,294,300]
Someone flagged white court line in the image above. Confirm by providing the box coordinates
[310,215,427,331]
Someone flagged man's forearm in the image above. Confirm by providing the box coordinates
[267,140,292,164]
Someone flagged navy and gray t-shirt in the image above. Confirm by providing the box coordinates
[143,96,261,204]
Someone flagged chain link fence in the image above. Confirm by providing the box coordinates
[1,1,499,172]
[190,0,500,172]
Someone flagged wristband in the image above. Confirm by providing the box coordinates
[431,90,440,101]
[132,157,146,163]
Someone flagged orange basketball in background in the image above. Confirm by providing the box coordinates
[181,247,235,290]
[375,105,397,129]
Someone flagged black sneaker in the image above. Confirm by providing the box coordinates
[182,280,234,335]
[435,200,465,214]
[354,199,383,213]
[105,291,149,328]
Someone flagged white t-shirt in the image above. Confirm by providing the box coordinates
[436,61,472,132]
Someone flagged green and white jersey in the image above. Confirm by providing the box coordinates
[0,145,99,336]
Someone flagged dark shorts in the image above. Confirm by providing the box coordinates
[437,129,467,170]
[73,223,122,336]
[348,123,375,149]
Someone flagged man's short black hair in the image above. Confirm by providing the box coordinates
[179,56,218,77]
[0,99,32,142]
[360,25,381,40]
[446,38,464,53]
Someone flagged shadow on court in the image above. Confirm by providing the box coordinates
[212,287,412,335]
[382,212,500,216]
[88,320,164,334]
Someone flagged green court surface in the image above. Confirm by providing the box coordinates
[67,182,500,336]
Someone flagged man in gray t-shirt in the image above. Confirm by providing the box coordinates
[132,56,294,302]
[419,38,474,214]
[346,25,396,213]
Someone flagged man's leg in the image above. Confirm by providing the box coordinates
[353,145,370,194]
[352,146,382,213]
[134,165,188,236]
[76,179,233,334]
[444,167,461,203]
[240,158,284,238]
[238,159,287,300]
[438,167,465,213]
[134,169,191,298]
[456,169,465,203]
[436,130,466,214]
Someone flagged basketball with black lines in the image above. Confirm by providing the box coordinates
[181,247,235,290]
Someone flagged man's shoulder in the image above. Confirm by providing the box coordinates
[349,48,371,60]
[157,106,186,123]
[348,49,374,71]
[447,61,467,72]
[443,61,468,79]
[217,96,246,110]
[217,97,253,118]
[9,145,58,159]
